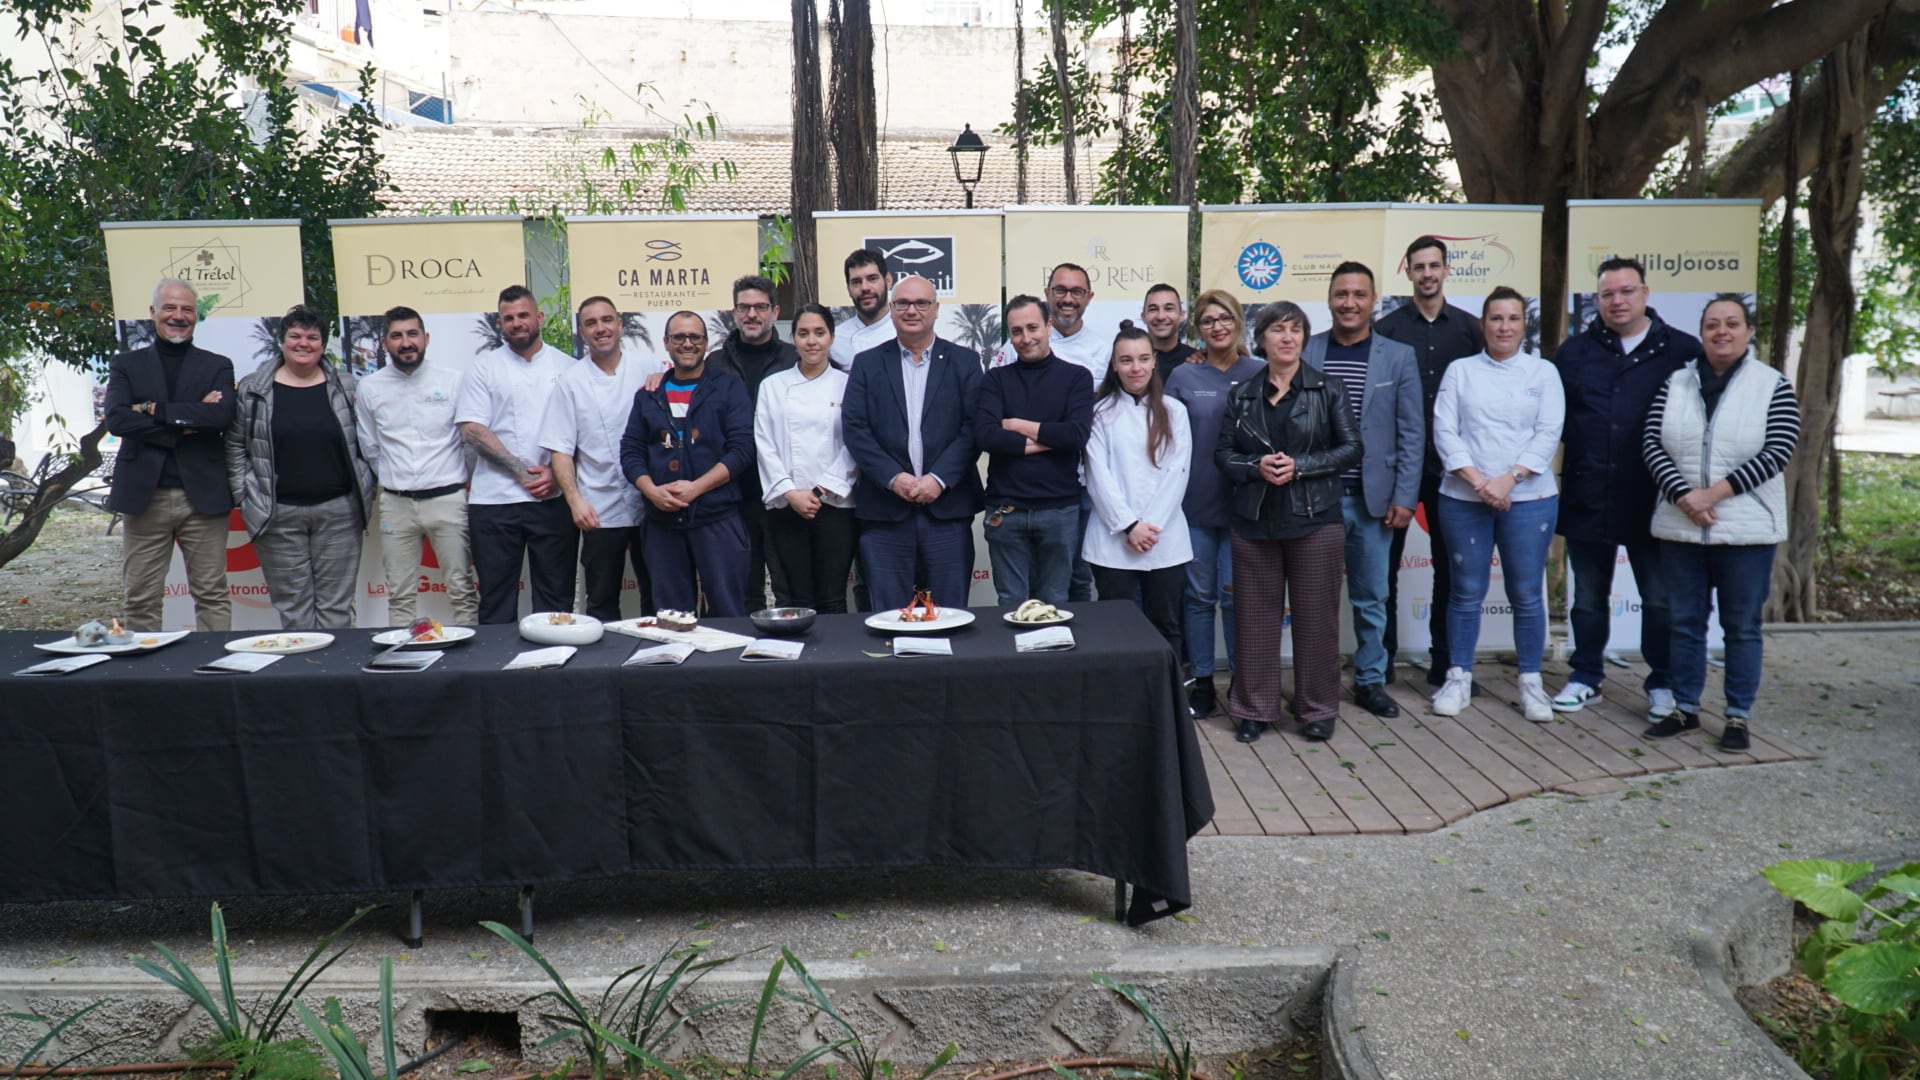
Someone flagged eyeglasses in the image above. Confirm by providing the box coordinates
[1048,286,1090,300]
[734,302,773,315]
[666,333,706,344]
[1197,316,1236,330]
[891,299,935,313]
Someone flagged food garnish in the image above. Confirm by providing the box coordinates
[899,589,939,622]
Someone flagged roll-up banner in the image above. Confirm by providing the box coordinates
[1199,203,1389,336]
[328,215,528,627]
[814,210,1005,607]
[99,219,306,630]
[1563,199,1760,654]
[997,205,1190,370]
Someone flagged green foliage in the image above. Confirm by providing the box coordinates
[775,947,957,1080]
[294,956,398,1080]
[1090,971,1196,1080]
[5,1000,131,1079]
[1000,0,1454,205]
[1855,79,1920,380]
[761,216,794,289]
[1763,858,1920,1078]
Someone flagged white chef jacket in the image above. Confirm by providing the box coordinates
[354,359,470,492]
[1082,391,1194,571]
[755,365,858,509]
[829,310,895,372]
[538,350,665,528]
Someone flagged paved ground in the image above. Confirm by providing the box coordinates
[2,627,1915,1078]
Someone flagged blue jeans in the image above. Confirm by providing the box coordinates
[1437,495,1556,674]
[1341,493,1392,686]
[1183,524,1236,678]
[1663,541,1774,718]
[858,510,975,613]
[984,504,1079,606]
[1069,491,1095,602]
[1565,535,1672,691]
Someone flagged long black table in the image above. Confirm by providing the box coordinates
[1,603,1213,925]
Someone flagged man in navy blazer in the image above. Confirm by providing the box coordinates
[841,275,984,612]
[104,278,239,631]
[1303,262,1424,718]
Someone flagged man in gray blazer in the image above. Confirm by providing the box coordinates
[1303,262,1424,718]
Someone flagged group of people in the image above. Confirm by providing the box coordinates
[105,237,1797,749]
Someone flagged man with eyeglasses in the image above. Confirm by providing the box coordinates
[1549,256,1701,717]
[842,275,985,612]
[705,274,799,607]
[830,248,894,373]
[1142,283,1197,384]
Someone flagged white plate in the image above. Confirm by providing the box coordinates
[865,608,977,634]
[369,625,477,649]
[34,630,191,656]
[1003,608,1075,627]
[225,633,335,655]
[519,612,605,646]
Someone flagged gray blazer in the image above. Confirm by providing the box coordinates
[1303,330,1424,519]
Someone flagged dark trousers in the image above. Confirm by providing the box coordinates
[1093,563,1186,661]
[579,523,651,621]
[765,503,857,613]
[1566,534,1673,691]
[1385,474,1452,669]
[1228,524,1345,725]
[858,509,974,613]
[643,513,752,617]
[740,496,783,612]
[470,498,579,624]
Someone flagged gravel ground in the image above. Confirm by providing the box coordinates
[0,507,123,630]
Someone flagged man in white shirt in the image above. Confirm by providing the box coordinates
[354,306,478,626]
[455,285,578,623]
[540,295,666,621]
[829,248,895,372]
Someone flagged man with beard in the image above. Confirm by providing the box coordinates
[1142,283,1197,384]
[704,274,798,607]
[354,306,479,625]
[104,277,238,630]
[455,285,578,623]
[1373,236,1484,688]
[830,248,895,372]
[540,296,665,621]
[621,311,755,617]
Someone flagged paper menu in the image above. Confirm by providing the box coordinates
[741,639,804,661]
[197,652,285,674]
[892,637,952,657]
[624,642,695,666]
[505,646,576,670]
[1014,626,1075,652]
[14,654,111,676]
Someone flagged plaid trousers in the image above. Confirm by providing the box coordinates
[1227,522,1345,724]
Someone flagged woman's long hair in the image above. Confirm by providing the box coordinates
[1096,326,1174,467]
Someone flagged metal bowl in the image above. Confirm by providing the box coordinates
[750,607,816,636]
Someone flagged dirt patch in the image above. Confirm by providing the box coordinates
[0,506,124,631]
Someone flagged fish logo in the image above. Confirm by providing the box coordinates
[645,239,683,262]
[866,236,958,297]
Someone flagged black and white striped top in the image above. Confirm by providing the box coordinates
[1643,370,1801,504]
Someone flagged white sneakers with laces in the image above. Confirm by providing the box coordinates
[1431,667,1473,717]
[1518,673,1553,722]
[1647,687,1677,719]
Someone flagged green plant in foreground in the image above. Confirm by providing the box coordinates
[1090,971,1197,1080]
[774,947,957,1080]
[294,955,398,1080]
[1763,858,1920,1079]
[6,1000,131,1079]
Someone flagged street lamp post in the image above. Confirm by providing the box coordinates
[947,123,988,209]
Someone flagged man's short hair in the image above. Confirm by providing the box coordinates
[732,274,777,303]
[279,304,329,342]
[1048,262,1091,287]
[665,310,706,335]
[1404,235,1448,262]
[498,284,536,307]
[1596,256,1647,283]
[382,305,424,329]
[1329,261,1376,290]
[575,294,617,317]
[1144,282,1182,305]
[844,248,889,281]
[152,277,198,308]
[1006,294,1049,324]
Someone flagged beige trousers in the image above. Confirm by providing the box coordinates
[121,488,230,631]
[378,489,478,626]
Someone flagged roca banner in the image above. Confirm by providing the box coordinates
[99,219,306,631]
[999,205,1190,358]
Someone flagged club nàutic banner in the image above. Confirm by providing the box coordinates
[999,205,1190,363]
[1199,204,1389,334]
[99,220,307,630]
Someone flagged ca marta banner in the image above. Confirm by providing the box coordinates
[99,220,307,630]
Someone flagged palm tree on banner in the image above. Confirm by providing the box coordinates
[473,313,505,352]
[341,314,386,375]
[705,310,738,346]
[251,317,284,367]
[621,312,654,353]
[951,303,1001,357]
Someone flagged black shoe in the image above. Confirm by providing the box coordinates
[1643,711,1702,740]
[1189,681,1218,718]
[1235,718,1266,743]
[1425,663,1447,688]
[1353,683,1400,718]
[1303,717,1335,741]
[1717,722,1751,752]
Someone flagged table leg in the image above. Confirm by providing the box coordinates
[519,885,536,943]
[1113,879,1128,923]
[406,890,424,949]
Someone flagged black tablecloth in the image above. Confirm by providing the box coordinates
[1,603,1213,924]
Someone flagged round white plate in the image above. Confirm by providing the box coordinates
[865,608,977,634]
[519,612,605,646]
[1003,608,1074,627]
[34,630,191,655]
[225,633,335,655]
[370,625,477,649]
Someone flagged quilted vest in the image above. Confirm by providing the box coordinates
[1649,358,1788,546]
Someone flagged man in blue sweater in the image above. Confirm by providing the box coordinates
[975,294,1095,607]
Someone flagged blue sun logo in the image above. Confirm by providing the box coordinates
[1237,241,1284,291]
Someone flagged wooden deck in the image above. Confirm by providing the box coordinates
[1191,662,1817,837]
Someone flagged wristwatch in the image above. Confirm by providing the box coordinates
[1510,468,1525,483]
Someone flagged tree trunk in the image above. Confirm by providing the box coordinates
[1015,0,1029,204]
[1767,67,1801,375]
[1049,0,1078,204]
[826,0,878,210]
[1168,0,1197,207]
[1773,38,1873,621]
[1114,3,1131,205]
[0,422,107,571]
[790,0,829,306]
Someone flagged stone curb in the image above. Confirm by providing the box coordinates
[1760,620,1920,634]
[1318,949,1383,1080]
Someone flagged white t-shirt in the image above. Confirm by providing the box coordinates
[538,350,665,528]
[994,322,1109,388]
[1618,325,1650,356]
[453,342,575,506]
[829,310,895,372]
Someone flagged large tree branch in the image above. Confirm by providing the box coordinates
[1536,0,1607,166]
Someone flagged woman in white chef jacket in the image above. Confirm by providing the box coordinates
[1084,326,1193,655]
[754,304,859,612]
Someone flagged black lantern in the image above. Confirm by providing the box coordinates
[947,123,989,209]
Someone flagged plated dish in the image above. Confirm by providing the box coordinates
[225,632,336,655]
[864,608,976,634]
[369,625,476,649]
[1003,601,1074,626]
[519,612,604,646]
[34,629,190,656]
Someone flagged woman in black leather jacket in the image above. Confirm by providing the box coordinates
[1215,301,1363,743]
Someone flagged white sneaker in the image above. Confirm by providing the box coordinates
[1519,673,1553,722]
[1431,667,1473,717]
[1551,681,1601,713]
[1647,688,1677,719]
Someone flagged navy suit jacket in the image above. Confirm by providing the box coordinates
[842,336,984,523]
[103,342,239,516]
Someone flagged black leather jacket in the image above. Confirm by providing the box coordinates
[1215,362,1363,529]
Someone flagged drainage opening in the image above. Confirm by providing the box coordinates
[423,1009,522,1063]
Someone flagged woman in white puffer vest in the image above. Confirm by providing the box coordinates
[1640,296,1800,752]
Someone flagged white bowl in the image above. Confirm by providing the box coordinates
[519,612,604,646]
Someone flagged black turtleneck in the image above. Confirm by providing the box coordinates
[153,337,193,488]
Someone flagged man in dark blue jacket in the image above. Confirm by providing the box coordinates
[976,294,1094,606]
[1550,257,1702,718]
[620,310,756,617]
